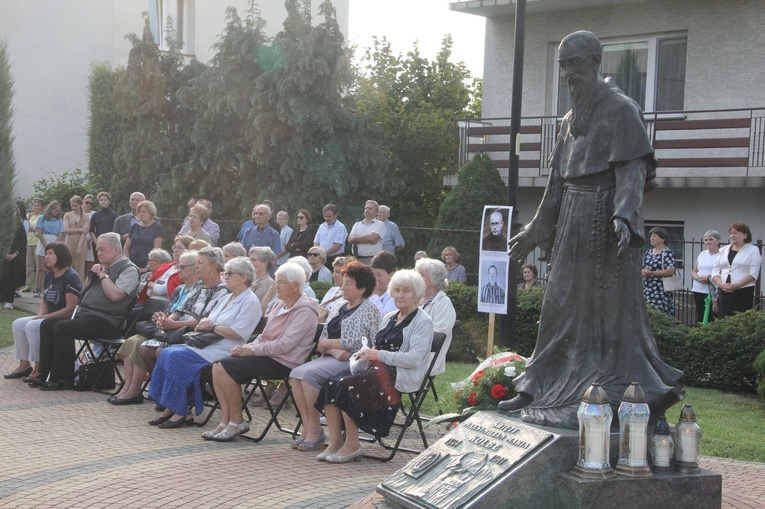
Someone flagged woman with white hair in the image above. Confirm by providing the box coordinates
[204,262,319,441]
[315,269,433,463]
[415,257,456,376]
[148,256,261,428]
[691,230,721,323]
[288,256,316,298]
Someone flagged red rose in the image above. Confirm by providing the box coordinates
[468,392,478,406]
[490,384,508,400]
[472,370,485,385]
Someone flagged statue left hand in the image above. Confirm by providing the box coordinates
[613,218,631,257]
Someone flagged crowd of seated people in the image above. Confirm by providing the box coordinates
[4,193,467,465]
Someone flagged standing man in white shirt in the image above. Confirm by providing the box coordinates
[313,203,348,270]
[378,204,405,254]
[347,200,387,265]
[113,192,145,244]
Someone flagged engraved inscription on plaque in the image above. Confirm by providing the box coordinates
[381,413,553,509]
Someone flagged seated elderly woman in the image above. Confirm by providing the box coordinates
[144,235,194,300]
[289,261,380,451]
[108,250,229,405]
[186,204,213,244]
[6,243,82,381]
[248,246,276,309]
[307,246,333,283]
[204,262,318,441]
[415,257,456,377]
[319,256,356,321]
[147,256,261,428]
[222,241,247,263]
[316,269,433,463]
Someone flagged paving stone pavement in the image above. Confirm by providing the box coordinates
[2,296,764,508]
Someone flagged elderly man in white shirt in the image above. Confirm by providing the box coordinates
[313,203,348,270]
[347,200,387,265]
[275,210,293,267]
[378,204,405,254]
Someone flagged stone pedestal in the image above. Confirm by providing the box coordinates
[378,412,722,509]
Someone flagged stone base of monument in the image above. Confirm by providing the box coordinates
[377,411,721,509]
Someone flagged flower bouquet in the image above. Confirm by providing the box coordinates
[454,354,527,412]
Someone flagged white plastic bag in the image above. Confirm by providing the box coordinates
[349,336,372,375]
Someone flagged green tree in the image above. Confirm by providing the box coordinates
[428,153,506,274]
[352,35,481,226]
[87,62,124,193]
[168,4,270,220]
[245,0,386,216]
[0,41,17,255]
[111,16,205,215]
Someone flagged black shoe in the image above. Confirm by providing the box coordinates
[28,376,46,388]
[158,416,194,429]
[22,376,35,383]
[4,367,33,379]
[111,394,145,405]
[149,414,173,426]
[39,380,74,391]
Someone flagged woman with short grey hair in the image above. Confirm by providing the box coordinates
[415,258,456,376]
[199,246,225,273]
[222,242,246,262]
[225,256,256,287]
[691,230,722,323]
[248,247,276,305]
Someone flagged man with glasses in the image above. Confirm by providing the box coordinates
[89,192,118,261]
[498,31,683,429]
[238,204,281,260]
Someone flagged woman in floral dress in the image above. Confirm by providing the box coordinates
[642,227,676,316]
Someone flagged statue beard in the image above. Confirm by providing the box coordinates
[568,78,595,137]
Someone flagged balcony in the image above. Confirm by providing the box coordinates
[451,107,765,188]
[449,0,653,18]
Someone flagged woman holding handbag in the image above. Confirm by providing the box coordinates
[712,222,762,318]
[641,227,676,316]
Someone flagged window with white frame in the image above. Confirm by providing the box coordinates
[555,34,687,115]
[148,0,195,55]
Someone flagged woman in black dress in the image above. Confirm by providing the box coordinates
[286,209,317,259]
[315,269,433,463]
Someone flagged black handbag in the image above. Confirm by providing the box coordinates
[183,331,224,349]
[154,326,189,345]
[74,361,117,391]
[135,321,157,338]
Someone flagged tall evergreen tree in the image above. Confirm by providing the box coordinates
[87,62,123,193]
[0,41,17,255]
[111,16,204,214]
[168,4,270,219]
[428,153,506,275]
[245,0,385,214]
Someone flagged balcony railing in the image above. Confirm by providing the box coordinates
[455,107,765,186]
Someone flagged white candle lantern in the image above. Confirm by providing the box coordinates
[615,382,652,478]
[650,415,674,473]
[674,404,701,474]
[571,382,616,479]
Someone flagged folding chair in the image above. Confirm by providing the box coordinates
[424,319,461,417]
[239,323,324,442]
[362,331,447,462]
[74,296,165,394]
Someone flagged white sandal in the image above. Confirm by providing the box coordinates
[202,422,227,440]
[213,421,250,442]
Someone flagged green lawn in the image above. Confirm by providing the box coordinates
[422,362,765,463]
[0,308,32,349]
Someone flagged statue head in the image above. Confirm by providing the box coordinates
[558,31,604,135]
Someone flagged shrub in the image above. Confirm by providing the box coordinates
[31,168,92,210]
[445,282,479,322]
[515,287,544,356]
[309,281,333,303]
[754,349,765,400]
[684,310,765,391]
[649,309,691,370]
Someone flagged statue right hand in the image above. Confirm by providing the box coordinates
[508,231,536,262]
